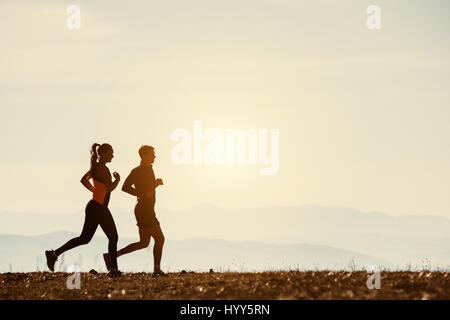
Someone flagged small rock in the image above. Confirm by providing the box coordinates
[178,270,187,276]
[421,292,431,300]
[345,290,355,298]
[209,269,214,274]
[89,269,98,275]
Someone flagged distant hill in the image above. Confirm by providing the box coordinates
[0,232,388,273]
[1,204,449,267]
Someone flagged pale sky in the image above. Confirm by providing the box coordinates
[1,0,449,219]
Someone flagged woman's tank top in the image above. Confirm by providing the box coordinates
[92,179,109,205]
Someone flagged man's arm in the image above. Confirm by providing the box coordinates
[155,178,164,188]
[143,178,164,197]
[122,169,144,198]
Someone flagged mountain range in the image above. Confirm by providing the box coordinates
[1,204,449,271]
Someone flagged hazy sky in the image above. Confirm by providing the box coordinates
[1,0,449,218]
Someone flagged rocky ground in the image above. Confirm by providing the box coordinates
[1,271,449,300]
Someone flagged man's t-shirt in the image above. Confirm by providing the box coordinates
[122,161,157,204]
[122,161,159,227]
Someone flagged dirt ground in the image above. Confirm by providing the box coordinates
[1,271,449,300]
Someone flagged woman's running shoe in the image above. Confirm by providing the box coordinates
[45,250,58,272]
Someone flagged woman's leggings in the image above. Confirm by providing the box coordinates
[55,200,118,270]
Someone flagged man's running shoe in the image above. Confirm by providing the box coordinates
[45,250,58,272]
[107,269,122,278]
[103,253,111,271]
[152,270,167,278]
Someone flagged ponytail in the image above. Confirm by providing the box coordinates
[90,143,100,178]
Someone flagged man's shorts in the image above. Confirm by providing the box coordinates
[134,198,160,228]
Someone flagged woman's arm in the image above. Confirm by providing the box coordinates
[95,165,120,191]
[80,170,94,192]
[108,172,121,191]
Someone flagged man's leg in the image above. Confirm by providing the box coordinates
[117,227,151,257]
[149,224,165,273]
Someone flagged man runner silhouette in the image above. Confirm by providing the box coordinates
[103,145,166,277]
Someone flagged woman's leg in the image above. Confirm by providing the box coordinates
[54,202,98,256]
[117,227,151,257]
[98,206,119,270]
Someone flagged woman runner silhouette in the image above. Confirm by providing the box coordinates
[45,143,122,277]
